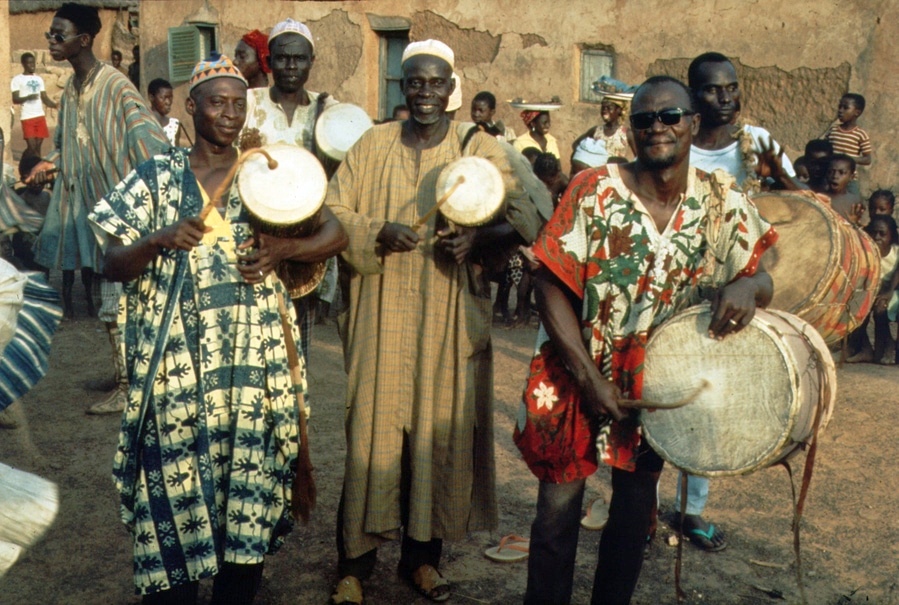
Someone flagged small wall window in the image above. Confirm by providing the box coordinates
[378,32,409,121]
[579,48,614,103]
[167,24,218,84]
[367,14,411,121]
[168,26,202,83]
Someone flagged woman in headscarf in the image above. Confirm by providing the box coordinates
[234,29,270,89]
[513,110,560,159]
[570,78,635,176]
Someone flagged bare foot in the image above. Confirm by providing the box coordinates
[846,349,874,363]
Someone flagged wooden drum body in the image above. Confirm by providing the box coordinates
[640,305,836,477]
[753,191,881,345]
[237,144,329,298]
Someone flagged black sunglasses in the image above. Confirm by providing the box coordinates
[44,31,82,44]
[629,108,695,130]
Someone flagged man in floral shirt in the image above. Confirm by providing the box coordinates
[514,76,777,604]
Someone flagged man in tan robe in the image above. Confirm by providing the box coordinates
[326,40,541,604]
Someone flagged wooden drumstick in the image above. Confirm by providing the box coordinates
[413,175,465,229]
[617,379,710,410]
[198,147,279,220]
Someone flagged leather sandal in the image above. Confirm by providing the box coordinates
[408,564,450,602]
[329,575,363,604]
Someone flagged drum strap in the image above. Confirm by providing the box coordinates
[778,326,832,605]
[674,475,689,602]
[698,169,735,298]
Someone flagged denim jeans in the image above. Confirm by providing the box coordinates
[674,472,710,516]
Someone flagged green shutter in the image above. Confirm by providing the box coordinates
[168,26,201,84]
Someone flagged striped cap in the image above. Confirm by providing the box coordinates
[188,52,247,92]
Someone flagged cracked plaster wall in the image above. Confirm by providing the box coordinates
[135,0,897,188]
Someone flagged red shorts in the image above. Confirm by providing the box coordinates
[21,116,49,139]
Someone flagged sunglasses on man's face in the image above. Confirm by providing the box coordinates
[44,31,82,44]
[629,108,695,131]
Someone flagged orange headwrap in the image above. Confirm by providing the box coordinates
[241,29,270,74]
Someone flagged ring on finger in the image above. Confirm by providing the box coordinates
[259,270,264,278]
[727,318,739,326]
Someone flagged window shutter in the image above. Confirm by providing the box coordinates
[168,26,201,84]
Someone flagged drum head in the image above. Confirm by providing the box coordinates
[436,156,505,226]
[315,103,373,161]
[237,143,327,226]
[752,192,840,313]
[640,305,835,477]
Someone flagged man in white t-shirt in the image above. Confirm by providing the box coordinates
[676,51,800,554]
[11,53,58,158]
[689,51,801,193]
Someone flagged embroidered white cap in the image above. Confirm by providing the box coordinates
[269,18,314,50]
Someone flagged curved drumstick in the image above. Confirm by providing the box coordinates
[199,147,279,220]
[618,379,710,410]
[413,175,466,229]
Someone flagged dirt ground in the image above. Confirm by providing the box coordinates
[1,287,898,605]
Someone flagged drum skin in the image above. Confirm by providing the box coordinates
[753,191,881,345]
[236,144,329,298]
[436,156,505,226]
[314,103,373,162]
[640,305,836,477]
[237,143,327,228]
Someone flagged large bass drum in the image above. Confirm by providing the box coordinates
[753,191,881,345]
[237,143,329,298]
[639,305,836,477]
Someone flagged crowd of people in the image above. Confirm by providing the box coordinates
[0,3,895,605]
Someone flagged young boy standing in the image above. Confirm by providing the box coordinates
[10,53,58,158]
[822,93,872,194]
[822,94,873,166]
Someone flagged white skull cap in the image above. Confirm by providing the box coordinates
[269,18,314,50]
[401,39,454,69]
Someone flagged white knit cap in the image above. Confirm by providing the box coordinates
[269,18,314,50]
[401,39,454,69]
[447,73,462,112]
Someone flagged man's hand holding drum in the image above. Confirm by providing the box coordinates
[706,271,773,339]
[435,224,476,265]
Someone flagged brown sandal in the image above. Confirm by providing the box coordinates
[408,564,450,602]
[329,575,364,604]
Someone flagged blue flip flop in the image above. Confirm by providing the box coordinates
[684,521,727,552]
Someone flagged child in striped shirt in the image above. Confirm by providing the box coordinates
[822,93,872,167]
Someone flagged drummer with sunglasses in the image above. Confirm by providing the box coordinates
[516,76,776,604]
